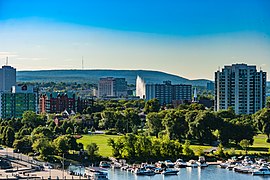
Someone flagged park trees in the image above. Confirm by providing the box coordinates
[144,98,160,113]
[86,143,99,160]
[32,138,54,158]
[188,111,221,144]
[146,112,163,137]
[254,108,270,142]
[162,110,188,140]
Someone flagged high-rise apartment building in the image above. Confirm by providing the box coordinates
[98,77,127,98]
[0,84,38,118]
[136,76,192,105]
[0,65,16,92]
[215,64,267,114]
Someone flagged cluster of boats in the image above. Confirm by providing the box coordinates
[219,156,270,176]
[100,156,208,176]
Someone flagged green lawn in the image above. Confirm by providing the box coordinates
[248,134,270,153]
[77,134,119,157]
[77,134,270,158]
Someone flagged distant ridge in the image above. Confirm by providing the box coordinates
[17,69,211,86]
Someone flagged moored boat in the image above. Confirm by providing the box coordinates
[165,160,175,168]
[187,160,198,168]
[161,169,179,175]
[252,166,270,176]
[134,168,155,176]
[175,159,187,168]
[85,167,109,180]
[99,161,111,168]
[197,156,208,167]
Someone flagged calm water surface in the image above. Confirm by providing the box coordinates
[70,165,270,180]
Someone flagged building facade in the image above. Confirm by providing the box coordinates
[39,92,92,114]
[98,77,127,98]
[0,65,16,92]
[215,64,267,114]
[39,92,76,114]
[0,85,38,118]
[136,76,192,105]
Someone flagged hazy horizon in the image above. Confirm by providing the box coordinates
[1,1,270,80]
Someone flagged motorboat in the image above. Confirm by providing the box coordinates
[99,161,111,168]
[85,167,109,180]
[161,169,179,175]
[141,163,155,170]
[186,160,198,168]
[252,166,270,175]
[111,162,122,169]
[165,160,175,168]
[175,159,187,168]
[134,168,155,176]
[197,156,208,167]
[154,168,163,174]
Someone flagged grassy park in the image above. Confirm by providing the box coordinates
[77,134,270,158]
[77,134,119,157]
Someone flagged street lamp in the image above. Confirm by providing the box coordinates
[6,147,8,158]
[79,165,81,180]
[62,153,65,180]
[49,166,52,180]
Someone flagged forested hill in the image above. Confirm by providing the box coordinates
[17,69,211,86]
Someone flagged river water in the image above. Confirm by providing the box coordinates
[69,165,270,180]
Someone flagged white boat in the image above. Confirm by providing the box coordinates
[85,167,109,180]
[197,156,208,167]
[186,160,198,168]
[134,168,155,176]
[99,161,110,168]
[161,169,179,175]
[175,159,187,168]
[165,160,175,168]
[252,166,270,175]
[111,162,122,169]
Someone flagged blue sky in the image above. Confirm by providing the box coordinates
[0,0,269,80]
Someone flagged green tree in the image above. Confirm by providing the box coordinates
[66,127,73,134]
[144,98,160,113]
[254,108,270,142]
[215,143,225,157]
[182,140,194,157]
[53,135,75,155]
[32,138,54,158]
[146,112,163,137]
[22,111,45,128]
[86,143,99,160]
[108,138,124,158]
[13,137,32,153]
[240,139,250,155]
[3,127,15,147]
[162,110,188,140]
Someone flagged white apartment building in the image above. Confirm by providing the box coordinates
[215,64,267,114]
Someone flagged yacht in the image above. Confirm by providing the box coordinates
[134,168,155,176]
[85,167,109,180]
[252,166,270,175]
[197,156,208,167]
[165,160,175,168]
[187,160,198,168]
[99,161,111,168]
[161,168,179,175]
[175,159,187,168]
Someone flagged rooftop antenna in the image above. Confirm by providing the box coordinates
[82,56,84,70]
[6,57,8,65]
